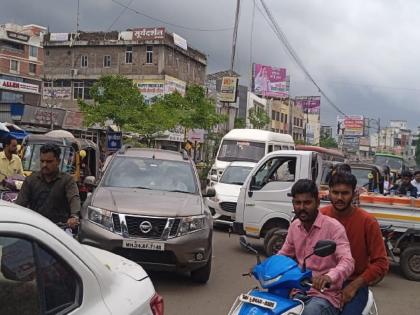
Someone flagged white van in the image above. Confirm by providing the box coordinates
[208,129,295,183]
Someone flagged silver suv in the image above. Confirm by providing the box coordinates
[79,147,215,283]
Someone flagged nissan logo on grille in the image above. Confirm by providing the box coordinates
[139,221,153,234]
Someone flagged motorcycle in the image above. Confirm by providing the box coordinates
[228,236,378,315]
[0,174,25,202]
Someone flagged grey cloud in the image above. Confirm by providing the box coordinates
[2,0,420,129]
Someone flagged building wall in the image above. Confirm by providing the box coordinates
[291,102,304,141]
[0,23,45,109]
[270,99,289,133]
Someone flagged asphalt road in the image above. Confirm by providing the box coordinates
[151,227,420,315]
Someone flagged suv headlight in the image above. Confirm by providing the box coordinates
[178,215,208,236]
[87,206,114,231]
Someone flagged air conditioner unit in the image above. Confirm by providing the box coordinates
[71,69,78,76]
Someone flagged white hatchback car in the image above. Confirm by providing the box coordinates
[0,201,163,315]
[207,161,256,222]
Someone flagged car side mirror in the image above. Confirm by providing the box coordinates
[203,187,216,198]
[84,176,96,186]
[210,174,218,182]
[248,175,257,197]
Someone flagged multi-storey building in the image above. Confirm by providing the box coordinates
[291,101,305,142]
[270,99,289,134]
[43,27,207,111]
[0,23,46,122]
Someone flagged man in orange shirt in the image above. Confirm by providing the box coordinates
[321,172,389,315]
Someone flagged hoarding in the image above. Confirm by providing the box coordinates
[295,96,321,114]
[107,132,122,152]
[135,79,165,104]
[164,75,186,96]
[49,33,69,41]
[62,111,84,129]
[218,76,238,102]
[344,115,364,136]
[252,63,288,98]
[173,33,187,50]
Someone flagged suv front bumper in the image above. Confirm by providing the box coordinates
[79,219,212,272]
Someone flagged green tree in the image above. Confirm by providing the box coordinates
[319,136,338,148]
[248,107,270,129]
[127,92,183,146]
[234,117,246,128]
[79,74,145,130]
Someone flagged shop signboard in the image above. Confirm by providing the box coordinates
[218,76,238,103]
[0,79,39,94]
[132,27,165,40]
[107,132,122,152]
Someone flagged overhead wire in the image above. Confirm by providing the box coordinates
[107,0,135,31]
[111,0,234,32]
[258,0,347,116]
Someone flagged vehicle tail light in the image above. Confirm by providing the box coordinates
[150,293,164,315]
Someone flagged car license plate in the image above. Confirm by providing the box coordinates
[239,294,277,310]
[122,240,165,251]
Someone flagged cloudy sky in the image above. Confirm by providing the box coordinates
[3,0,420,130]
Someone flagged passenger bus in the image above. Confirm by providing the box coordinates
[373,152,405,174]
[209,129,295,182]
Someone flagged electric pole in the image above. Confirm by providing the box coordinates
[230,0,241,71]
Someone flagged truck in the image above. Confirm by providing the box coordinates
[232,150,420,281]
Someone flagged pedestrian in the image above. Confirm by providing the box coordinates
[16,143,80,228]
[410,170,420,197]
[0,135,24,182]
[279,179,354,315]
[321,172,389,315]
[391,170,417,197]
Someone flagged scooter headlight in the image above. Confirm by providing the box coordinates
[260,274,283,287]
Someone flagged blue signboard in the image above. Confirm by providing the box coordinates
[107,132,122,151]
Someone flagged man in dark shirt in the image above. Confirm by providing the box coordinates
[16,143,80,228]
[391,170,417,198]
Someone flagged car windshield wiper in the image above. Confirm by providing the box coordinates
[131,186,153,190]
[166,189,195,194]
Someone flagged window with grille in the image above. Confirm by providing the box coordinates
[146,45,153,64]
[103,55,111,67]
[81,55,88,68]
[125,47,133,64]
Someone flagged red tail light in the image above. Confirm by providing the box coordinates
[150,293,164,315]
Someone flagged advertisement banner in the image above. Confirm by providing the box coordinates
[62,111,84,130]
[21,105,65,127]
[164,75,186,96]
[218,76,238,103]
[43,86,72,100]
[173,33,187,50]
[135,79,165,103]
[133,27,165,40]
[252,63,288,98]
[295,96,321,114]
[344,115,364,136]
[0,79,39,94]
[49,33,69,41]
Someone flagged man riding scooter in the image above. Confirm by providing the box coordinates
[279,179,354,315]
[16,143,80,229]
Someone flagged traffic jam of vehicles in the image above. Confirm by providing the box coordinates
[1,128,420,315]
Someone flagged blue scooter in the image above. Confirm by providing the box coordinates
[228,236,377,315]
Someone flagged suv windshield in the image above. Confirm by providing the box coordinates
[220,165,254,185]
[103,156,198,194]
[217,140,265,162]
